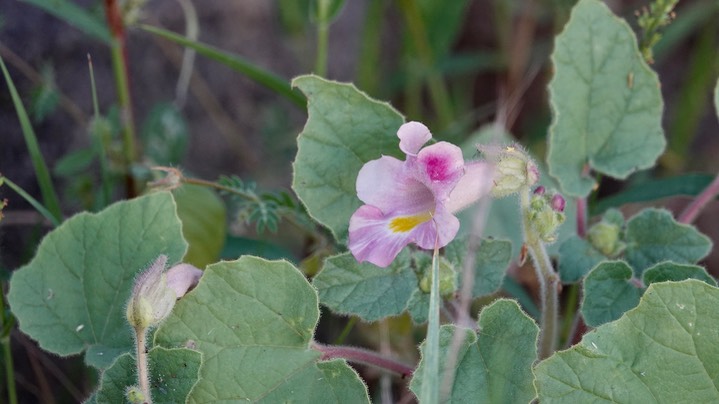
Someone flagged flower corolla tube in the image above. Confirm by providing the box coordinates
[348,121,493,267]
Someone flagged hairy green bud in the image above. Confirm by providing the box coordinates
[480,145,539,198]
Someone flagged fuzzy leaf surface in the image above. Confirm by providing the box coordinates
[411,299,538,403]
[173,184,226,268]
[536,280,719,403]
[94,347,201,403]
[581,261,642,327]
[643,262,716,286]
[291,75,404,243]
[154,256,369,403]
[547,0,665,196]
[313,251,416,322]
[444,237,512,298]
[625,208,711,274]
[558,236,607,283]
[7,193,187,368]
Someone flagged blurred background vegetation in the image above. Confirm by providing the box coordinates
[1,0,718,401]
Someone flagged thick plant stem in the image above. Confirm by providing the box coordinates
[420,246,441,403]
[1,296,18,404]
[520,189,559,358]
[679,171,719,224]
[104,0,138,196]
[312,342,413,377]
[134,327,152,403]
[314,0,330,77]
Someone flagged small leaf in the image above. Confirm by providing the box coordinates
[624,208,712,275]
[410,299,538,403]
[581,261,642,327]
[643,262,716,286]
[54,148,97,177]
[313,251,416,322]
[7,193,187,368]
[173,185,227,268]
[141,103,189,165]
[547,0,665,197]
[405,289,430,324]
[443,237,512,298]
[94,347,201,403]
[154,256,369,402]
[558,236,607,283]
[536,280,719,403]
[291,75,404,243]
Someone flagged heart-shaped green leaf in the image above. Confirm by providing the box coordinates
[154,256,369,402]
[410,299,538,402]
[537,280,719,403]
[8,192,187,368]
[547,0,665,196]
[291,75,404,243]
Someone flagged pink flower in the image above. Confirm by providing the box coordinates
[348,121,493,267]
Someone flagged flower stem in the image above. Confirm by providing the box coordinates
[314,0,330,77]
[420,246,441,403]
[311,342,413,378]
[104,0,139,196]
[520,189,559,358]
[134,327,152,404]
[679,170,719,224]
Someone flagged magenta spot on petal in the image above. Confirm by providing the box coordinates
[425,156,450,181]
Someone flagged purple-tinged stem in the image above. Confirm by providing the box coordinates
[311,342,414,378]
[679,172,719,224]
[576,197,587,237]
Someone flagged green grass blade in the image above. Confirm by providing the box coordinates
[420,247,441,403]
[20,0,112,44]
[1,176,60,227]
[140,24,306,108]
[0,55,62,222]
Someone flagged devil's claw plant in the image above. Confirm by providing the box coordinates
[2,0,719,402]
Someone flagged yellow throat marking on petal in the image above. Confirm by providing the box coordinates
[389,212,433,233]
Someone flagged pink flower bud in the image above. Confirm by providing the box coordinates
[551,194,566,212]
[533,186,546,195]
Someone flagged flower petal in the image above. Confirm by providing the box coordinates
[413,141,465,199]
[445,161,494,213]
[356,156,434,214]
[398,121,431,156]
[349,205,418,267]
[412,207,460,250]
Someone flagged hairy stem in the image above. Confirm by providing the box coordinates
[521,189,559,358]
[312,342,413,378]
[134,327,152,403]
[679,171,719,224]
[314,0,330,77]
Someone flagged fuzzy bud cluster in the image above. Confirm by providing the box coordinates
[480,145,539,198]
[587,209,625,257]
[527,188,566,243]
[418,255,458,298]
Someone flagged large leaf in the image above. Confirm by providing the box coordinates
[444,237,512,298]
[643,262,716,286]
[624,208,712,274]
[291,75,404,243]
[580,261,642,327]
[313,250,416,322]
[410,299,538,403]
[154,256,369,403]
[93,347,201,403]
[8,193,187,368]
[536,280,719,403]
[547,0,665,197]
[173,185,227,268]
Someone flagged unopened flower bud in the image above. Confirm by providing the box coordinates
[588,209,625,257]
[527,192,566,243]
[418,256,458,298]
[125,386,145,404]
[551,194,566,212]
[126,255,178,330]
[533,186,546,195]
[480,145,539,198]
